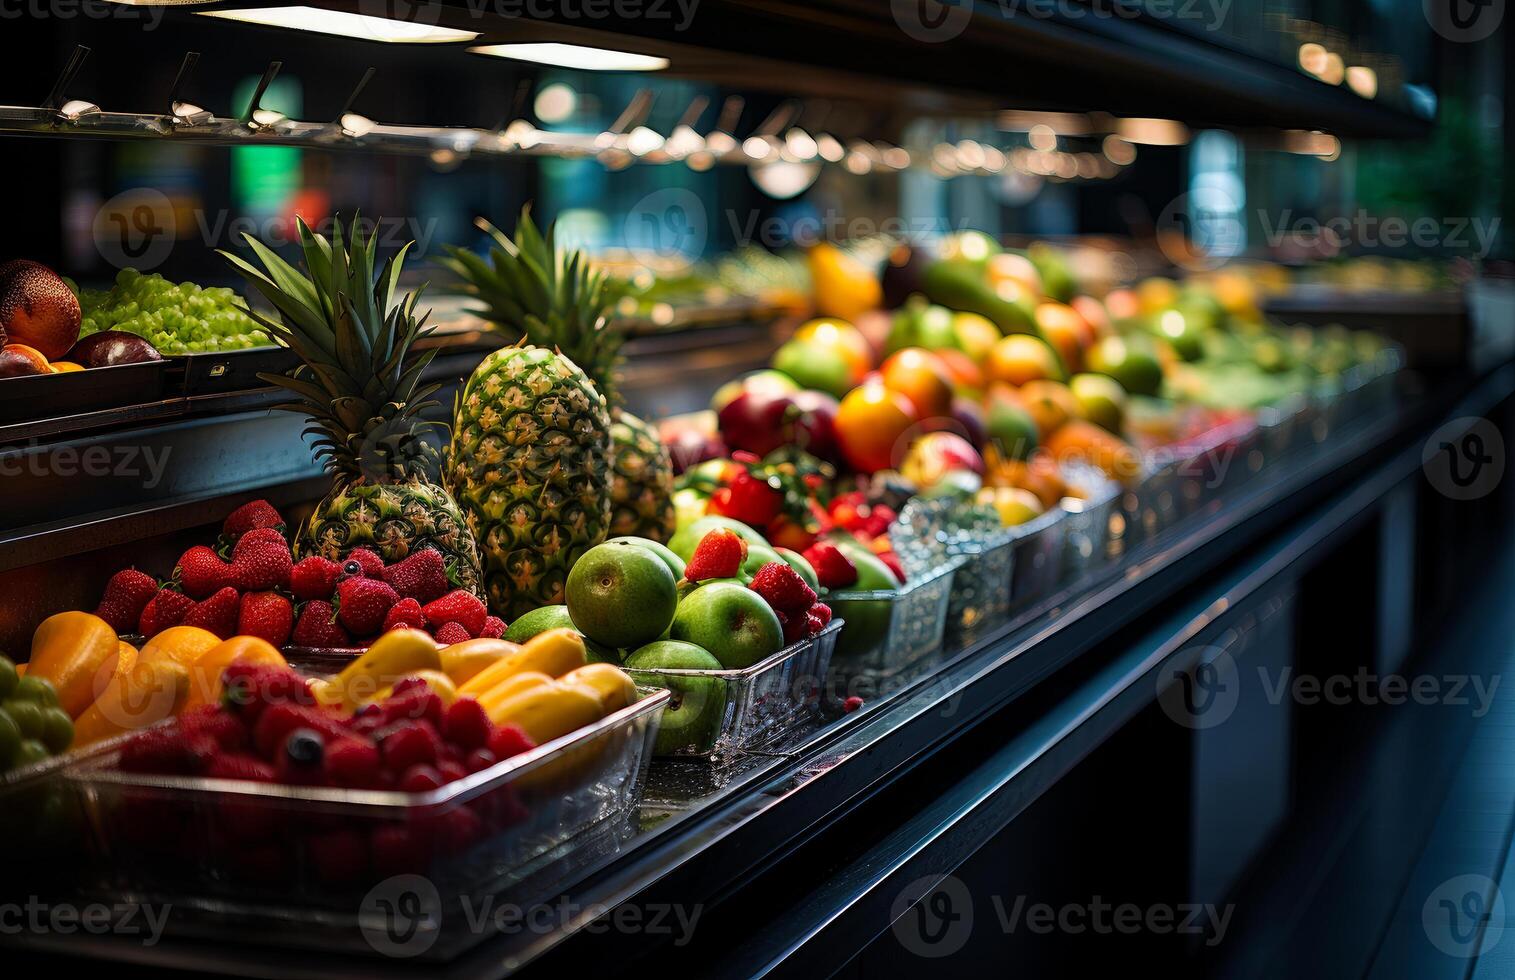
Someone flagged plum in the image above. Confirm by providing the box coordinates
[66,331,163,368]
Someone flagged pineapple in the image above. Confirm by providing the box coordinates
[222,216,485,599]
[442,208,677,543]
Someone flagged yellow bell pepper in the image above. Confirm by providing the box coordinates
[367,669,458,706]
[72,659,190,746]
[560,663,637,714]
[29,612,122,718]
[329,629,440,707]
[439,638,521,685]
[456,628,586,698]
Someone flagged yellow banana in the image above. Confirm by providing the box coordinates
[330,629,440,706]
[474,670,554,718]
[560,663,637,714]
[483,679,603,745]
[457,628,586,697]
[367,669,458,706]
[439,638,521,685]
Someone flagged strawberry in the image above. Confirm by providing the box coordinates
[685,528,748,581]
[138,588,194,638]
[289,556,341,601]
[382,548,451,604]
[380,721,442,772]
[221,662,314,721]
[221,499,285,545]
[441,697,491,751]
[421,590,487,637]
[95,568,159,634]
[398,763,443,792]
[345,548,385,579]
[175,545,231,599]
[205,752,276,783]
[232,527,287,558]
[238,592,294,647]
[182,586,240,639]
[878,551,906,585]
[487,724,536,761]
[749,561,817,615]
[231,542,293,592]
[119,727,217,775]
[291,599,352,649]
[382,597,427,633]
[802,542,858,589]
[807,601,832,630]
[335,576,400,636]
[324,736,383,789]
[775,609,807,646]
[432,621,472,645]
[179,704,249,751]
[479,615,507,639]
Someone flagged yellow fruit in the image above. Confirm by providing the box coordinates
[457,628,587,697]
[29,611,125,718]
[49,361,85,373]
[475,670,555,718]
[369,669,458,706]
[560,663,637,714]
[977,486,1045,527]
[184,636,285,711]
[808,243,882,322]
[72,660,190,746]
[987,335,1062,386]
[483,680,604,745]
[139,626,222,669]
[1018,380,1080,436]
[439,638,522,685]
[329,629,440,707]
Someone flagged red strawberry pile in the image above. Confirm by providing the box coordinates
[112,661,537,885]
[97,499,505,649]
[815,492,906,583]
[682,530,833,647]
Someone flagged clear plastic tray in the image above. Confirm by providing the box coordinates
[42,689,668,960]
[1061,479,1122,583]
[828,558,962,675]
[622,620,841,760]
[946,529,1015,640]
[1006,507,1066,612]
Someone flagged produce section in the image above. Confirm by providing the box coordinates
[0,5,1510,977]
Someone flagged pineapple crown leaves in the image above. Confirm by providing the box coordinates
[219,214,445,483]
[439,205,626,407]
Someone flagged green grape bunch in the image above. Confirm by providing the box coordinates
[77,268,275,355]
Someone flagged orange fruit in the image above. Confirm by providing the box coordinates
[932,348,985,391]
[138,625,222,669]
[1019,380,1081,436]
[1045,420,1142,483]
[879,347,954,421]
[1034,303,1094,373]
[184,636,286,711]
[1104,288,1140,322]
[987,334,1063,386]
[1071,296,1112,338]
[836,381,918,473]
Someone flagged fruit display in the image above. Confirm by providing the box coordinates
[443,208,677,545]
[223,217,486,599]
[0,655,74,775]
[0,258,82,361]
[77,268,271,355]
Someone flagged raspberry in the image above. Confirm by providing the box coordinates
[479,616,507,639]
[433,621,472,645]
[381,721,442,772]
[808,601,832,628]
[441,697,491,751]
[801,542,859,589]
[684,528,747,582]
[750,561,817,615]
[252,703,348,759]
[383,597,427,633]
[464,748,498,773]
[324,736,383,789]
[421,590,487,638]
[222,663,313,722]
[205,752,275,783]
[433,806,484,854]
[398,764,443,792]
[307,828,369,885]
[380,689,444,727]
[486,724,535,761]
[843,695,864,712]
[806,606,830,635]
[437,760,468,783]
[276,728,327,784]
[289,556,341,601]
[179,704,249,751]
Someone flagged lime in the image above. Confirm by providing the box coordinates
[566,544,679,650]
[39,707,73,754]
[14,675,58,706]
[0,656,17,700]
[4,700,44,739]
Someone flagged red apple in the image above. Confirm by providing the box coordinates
[788,389,840,463]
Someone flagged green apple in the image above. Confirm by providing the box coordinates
[503,605,618,662]
[567,543,678,650]
[671,582,783,669]
[624,640,729,755]
[606,536,687,580]
[824,536,903,659]
[775,548,819,590]
[741,543,785,582]
[668,515,768,561]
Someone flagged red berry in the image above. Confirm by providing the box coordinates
[307,828,369,885]
[232,527,287,558]
[807,601,832,628]
[486,724,536,761]
[238,591,294,647]
[291,599,351,649]
[138,588,195,638]
[381,722,441,772]
[433,806,484,854]
[221,662,314,722]
[684,528,748,581]
[843,695,864,713]
[335,577,401,636]
[441,697,491,751]
[345,548,385,579]
[381,548,451,604]
[421,590,487,638]
[179,704,249,751]
[324,736,383,788]
[181,586,241,639]
[464,748,498,773]
[370,824,430,876]
[437,760,468,783]
[289,556,341,601]
[432,621,472,645]
[479,616,507,639]
[175,545,231,599]
[802,542,859,589]
[708,470,782,526]
[750,561,818,615]
[222,499,285,544]
[380,689,444,727]
[205,752,276,783]
[383,597,428,632]
[95,569,159,634]
[119,727,217,775]
[252,703,348,759]
[398,763,443,792]
[878,551,906,585]
[231,543,293,593]
[775,609,808,646]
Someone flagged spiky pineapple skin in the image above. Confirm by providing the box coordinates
[297,478,484,600]
[610,410,676,542]
[449,346,612,619]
